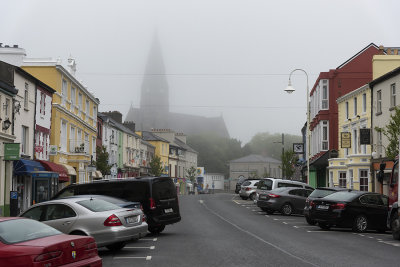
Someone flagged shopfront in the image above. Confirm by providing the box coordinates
[12,159,58,214]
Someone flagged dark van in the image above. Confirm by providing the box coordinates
[53,176,181,234]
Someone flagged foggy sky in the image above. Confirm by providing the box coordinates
[2,0,400,144]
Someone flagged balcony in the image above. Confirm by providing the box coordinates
[69,139,89,154]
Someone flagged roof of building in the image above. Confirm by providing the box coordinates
[141,131,170,143]
[174,137,198,154]
[99,112,141,139]
[369,65,400,88]
[229,154,281,164]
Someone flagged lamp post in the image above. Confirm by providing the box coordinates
[284,69,310,183]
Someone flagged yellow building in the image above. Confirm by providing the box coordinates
[136,131,169,175]
[328,84,372,191]
[22,58,99,184]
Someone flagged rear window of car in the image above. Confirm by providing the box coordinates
[152,179,177,199]
[323,191,359,202]
[77,199,121,212]
[262,179,273,190]
[0,219,61,244]
[309,189,338,198]
[242,181,251,186]
[278,182,302,188]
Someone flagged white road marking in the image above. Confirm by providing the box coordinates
[125,246,155,250]
[273,218,296,221]
[246,207,250,209]
[114,256,152,260]
[257,212,265,214]
[294,225,317,228]
[282,221,302,224]
[199,200,204,204]
[307,230,332,233]
[283,222,287,224]
[252,209,258,212]
[201,200,319,267]
[378,240,400,246]
[265,215,270,217]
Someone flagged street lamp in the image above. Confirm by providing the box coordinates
[284,69,310,183]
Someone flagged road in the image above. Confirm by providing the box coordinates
[100,193,400,267]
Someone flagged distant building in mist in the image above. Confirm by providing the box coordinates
[125,34,230,138]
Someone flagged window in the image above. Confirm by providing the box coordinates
[349,169,354,189]
[86,99,90,115]
[353,97,357,116]
[92,137,96,157]
[322,80,328,109]
[345,101,349,120]
[362,93,366,113]
[391,83,396,108]
[353,129,358,154]
[377,90,382,113]
[360,170,369,191]
[93,106,97,126]
[24,83,29,109]
[377,131,383,155]
[61,121,67,151]
[78,93,83,111]
[62,79,67,106]
[71,87,76,106]
[21,126,28,155]
[40,92,46,115]
[5,98,10,117]
[322,121,328,150]
[339,172,346,188]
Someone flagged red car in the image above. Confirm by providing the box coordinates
[0,217,102,267]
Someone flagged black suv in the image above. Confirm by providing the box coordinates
[53,176,181,234]
[303,187,348,225]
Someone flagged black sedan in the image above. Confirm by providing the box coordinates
[308,190,389,232]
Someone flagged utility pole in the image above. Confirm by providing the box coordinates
[274,133,285,179]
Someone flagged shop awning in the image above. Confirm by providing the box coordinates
[36,160,69,183]
[91,171,103,179]
[14,159,45,175]
[60,164,77,176]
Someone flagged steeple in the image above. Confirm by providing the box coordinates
[140,31,169,116]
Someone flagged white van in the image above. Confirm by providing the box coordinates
[255,178,313,203]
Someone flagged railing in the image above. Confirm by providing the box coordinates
[69,139,89,154]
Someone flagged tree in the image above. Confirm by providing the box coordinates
[186,166,197,184]
[149,156,164,176]
[375,106,400,160]
[280,150,298,179]
[96,145,111,176]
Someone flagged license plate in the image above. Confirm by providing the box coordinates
[164,208,173,213]
[317,205,329,210]
[126,215,139,224]
[259,195,266,200]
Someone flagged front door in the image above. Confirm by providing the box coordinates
[33,178,50,205]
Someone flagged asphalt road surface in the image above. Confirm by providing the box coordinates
[100,193,400,267]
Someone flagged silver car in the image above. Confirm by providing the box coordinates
[20,196,148,251]
[239,179,260,200]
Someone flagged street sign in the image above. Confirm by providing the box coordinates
[49,145,58,155]
[293,143,304,154]
[4,143,20,160]
[87,166,96,172]
[360,128,371,145]
[341,132,351,148]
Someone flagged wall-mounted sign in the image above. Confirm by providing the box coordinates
[4,143,20,160]
[293,143,304,154]
[360,128,371,145]
[49,145,58,156]
[341,132,351,148]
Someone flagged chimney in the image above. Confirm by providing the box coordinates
[175,133,187,144]
[67,56,77,75]
[103,111,122,123]
[123,121,136,132]
[0,44,27,66]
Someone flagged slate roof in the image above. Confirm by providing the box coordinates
[229,154,281,164]
[141,131,170,143]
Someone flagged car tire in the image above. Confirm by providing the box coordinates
[280,203,293,216]
[148,224,166,234]
[249,193,256,201]
[106,242,126,251]
[305,216,317,226]
[353,214,368,233]
[69,231,87,236]
[391,213,400,240]
[318,222,331,230]
[240,196,248,200]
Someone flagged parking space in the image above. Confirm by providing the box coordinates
[232,195,399,248]
[99,236,157,265]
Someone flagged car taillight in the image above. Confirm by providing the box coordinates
[142,214,147,222]
[34,251,62,262]
[245,187,251,191]
[104,214,122,226]
[84,242,97,250]
[150,198,156,210]
[140,204,144,211]
[268,194,280,198]
[310,201,315,207]
[331,203,346,210]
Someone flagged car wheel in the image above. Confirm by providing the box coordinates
[240,196,248,200]
[280,203,293,216]
[318,222,331,230]
[305,216,317,226]
[249,193,256,201]
[353,214,368,233]
[69,231,87,236]
[106,242,126,251]
[266,209,274,215]
[391,213,400,240]
[148,224,166,234]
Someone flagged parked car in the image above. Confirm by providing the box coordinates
[235,176,249,194]
[304,187,349,225]
[308,190,389,233]
[239,179,260,200]
[255,178,313,203]
[52,176,181,234]
[20,196,148,251]
[0,217,102,267]
[58,194,142,209]
[257,187,313,215]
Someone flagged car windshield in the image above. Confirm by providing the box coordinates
[77,198,121,212]
[322,191,359,202]
[309,189,339,198]
[0,219,61,244]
